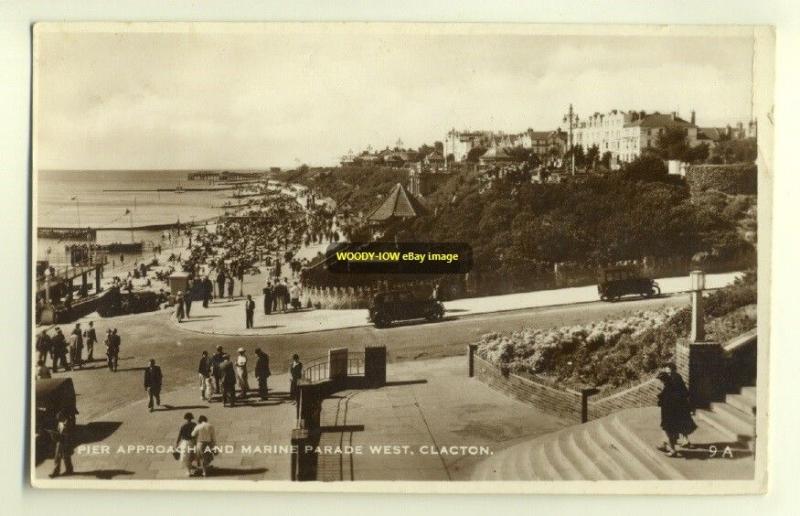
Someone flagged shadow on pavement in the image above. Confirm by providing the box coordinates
[205,467,268,477]
[62,469,135,480]
[384,379,428,387]
[159,404,210,411]
[319,424,365,433]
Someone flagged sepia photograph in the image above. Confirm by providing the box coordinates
[29,22,772,493]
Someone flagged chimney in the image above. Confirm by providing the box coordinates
[690,110,696,125]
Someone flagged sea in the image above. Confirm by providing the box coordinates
[36,169,236,264]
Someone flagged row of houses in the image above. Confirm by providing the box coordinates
[340,108,757,172]
[563,109,757,164]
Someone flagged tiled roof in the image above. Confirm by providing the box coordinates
[624,114,694,129]
[480,147,513,160]
[367,183,428,221]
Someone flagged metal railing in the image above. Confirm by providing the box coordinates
[300,351,365,384]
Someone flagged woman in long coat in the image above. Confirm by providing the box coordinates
[656,372,697,457]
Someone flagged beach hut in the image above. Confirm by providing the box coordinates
[168,271,191,296]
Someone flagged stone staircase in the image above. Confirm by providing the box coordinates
[469,385,756,481]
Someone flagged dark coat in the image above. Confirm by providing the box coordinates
[198,356,212,377]
[658,377,697,436]
[245,299,256,313]
[255,353,271,378]
[36,333,52,354]
[51,333,67,354]
[144,365,163,390]
[221,361,237,387]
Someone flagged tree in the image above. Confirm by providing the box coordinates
[466,146,487,163]
[708,138,757,164]
[600,151,612,169]
[565,144,586,168]
[655,127,689,160]
[621,155,669,183]
[585,145,600,169]
[684,142,710,163]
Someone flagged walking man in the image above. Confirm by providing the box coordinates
[144,359,163,412]
[202,276,213,308]
[191,415,216,477]
[216,270,226,300]
[184,279,193,318]
[263,281,273,315]
[255,348,271,400]
[35,329,52,366]
[84,321,97,361]
[105,329,119,372]
[220,354,237,407]
[245,294,255,329]
[211,345,225,396]
[198,351,213,401]
[48,410,74,478]
[51,327,68,372]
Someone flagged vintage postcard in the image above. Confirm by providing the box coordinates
[30,22,773,493]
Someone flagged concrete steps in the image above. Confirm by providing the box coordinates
[469,385,756,481]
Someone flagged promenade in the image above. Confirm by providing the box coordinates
[35,357,568,483]
[172,272,741,336]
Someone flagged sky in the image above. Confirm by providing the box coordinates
[35,26,756,170]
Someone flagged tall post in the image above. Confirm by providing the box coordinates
[569,103,575,176]
[677,269,724,408]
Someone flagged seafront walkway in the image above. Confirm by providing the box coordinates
[35,356,568,482]
[171,272,741,337]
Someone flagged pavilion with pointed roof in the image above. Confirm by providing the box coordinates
[366,183,428,222]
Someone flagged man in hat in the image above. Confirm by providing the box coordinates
[51,327,68,372]
[35,329,52,366]
[244,294,255,329]
[48,410,74,478]
[254,348,271,400]
[220,354,237,407]
[198,350,213,401]
[211,345,225,396]
[144,358,163,412]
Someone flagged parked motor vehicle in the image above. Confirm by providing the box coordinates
[35,377,78,458]
[368,290,445,328]
[597,266,660,301]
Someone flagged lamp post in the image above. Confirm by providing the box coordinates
[562,104,579,176]
[689,269,706,342]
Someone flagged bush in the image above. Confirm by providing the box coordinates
[685,163,757,195]
[475,274,757,391]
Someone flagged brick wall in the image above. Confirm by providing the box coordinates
[587,379,662,420]
[473,355,582,423]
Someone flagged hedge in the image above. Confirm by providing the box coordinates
[685,163,757,195]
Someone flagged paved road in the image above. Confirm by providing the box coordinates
[48,294,689,422]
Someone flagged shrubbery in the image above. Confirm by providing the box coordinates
[476,273,757,391]
[685,163,757,195]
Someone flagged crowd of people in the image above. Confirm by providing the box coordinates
[35,322,122,377]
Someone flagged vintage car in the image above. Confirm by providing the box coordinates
[35,378,78,456]
[367,290,445,328]
[597,266,661,301]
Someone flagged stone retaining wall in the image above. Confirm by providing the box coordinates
[473,354,583,423]
[587,378,662,420]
